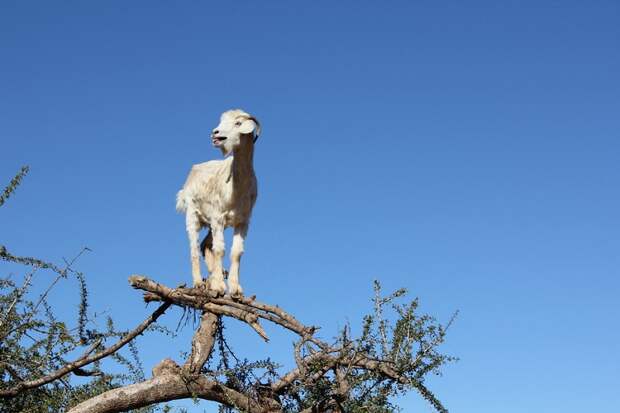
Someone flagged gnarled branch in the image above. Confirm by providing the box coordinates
[68,372,280,413]
[129,275,316,342]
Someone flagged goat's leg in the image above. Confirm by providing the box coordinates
[200,229,215,274]
[206,223,226,296]
[186,211,203,287]
[228,224,247,298]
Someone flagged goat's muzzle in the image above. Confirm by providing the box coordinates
[212,136,227,147]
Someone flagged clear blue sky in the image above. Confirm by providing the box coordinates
[1,1,619,411]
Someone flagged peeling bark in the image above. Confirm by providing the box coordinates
[184,312,218,373]
[68,374,278,413]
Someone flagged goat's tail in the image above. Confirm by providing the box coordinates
[175,190,188,213]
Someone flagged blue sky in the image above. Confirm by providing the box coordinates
[1,1,619,411]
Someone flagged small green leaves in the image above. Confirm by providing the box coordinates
[0,166,29,208]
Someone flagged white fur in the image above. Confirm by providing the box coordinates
[177,109,260,296]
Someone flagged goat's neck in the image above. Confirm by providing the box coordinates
[231,143,255,188]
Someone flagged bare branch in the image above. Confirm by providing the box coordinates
[183,311,218,373]
[130,275,316,342]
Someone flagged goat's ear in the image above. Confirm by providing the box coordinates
[239,118,257,135]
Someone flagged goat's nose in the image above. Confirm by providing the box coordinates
[212,129,219,136]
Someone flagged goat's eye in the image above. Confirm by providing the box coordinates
[234,121,242,127]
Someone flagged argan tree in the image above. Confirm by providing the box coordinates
[1,168,456,413]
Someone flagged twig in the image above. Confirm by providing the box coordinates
[0,267,37,332]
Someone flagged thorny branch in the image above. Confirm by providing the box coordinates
[0,301,172,398]
[66,275,453,413]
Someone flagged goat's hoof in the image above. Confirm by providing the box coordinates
[209,289,226,298]
[228,285,244,300]
[206,278,226,297]
[228,291,243,300]
[192,280,207,289]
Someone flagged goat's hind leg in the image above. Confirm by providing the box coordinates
[206,224,227,296]
[200,229,215,275]
[186,210,204,287]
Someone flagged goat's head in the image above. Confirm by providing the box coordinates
[211,109,261,155]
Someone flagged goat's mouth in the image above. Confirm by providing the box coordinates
[212,136,227,147]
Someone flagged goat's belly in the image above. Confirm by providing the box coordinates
[223,211,236,226]
[223,209,252,227]
[224,211,245,226]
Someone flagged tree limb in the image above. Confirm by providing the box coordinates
[183,311,218,373]
[68,372,280,413]
[130,275,316,342]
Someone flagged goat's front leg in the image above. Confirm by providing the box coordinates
[228,223,248,298]
[206,223,227,296]
[186,211,203,287]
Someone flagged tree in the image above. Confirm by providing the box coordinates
[1,167,456,412]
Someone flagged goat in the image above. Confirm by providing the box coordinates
[176,109,260,297]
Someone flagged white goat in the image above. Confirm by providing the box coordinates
[176,109,260,297]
